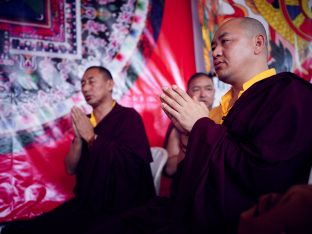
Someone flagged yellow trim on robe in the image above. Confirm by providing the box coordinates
[89,100,116,127]
[209,69,276,124]
[90,112,97,127]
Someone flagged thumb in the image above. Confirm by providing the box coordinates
[191,95,198,101]
[199,101,207,108]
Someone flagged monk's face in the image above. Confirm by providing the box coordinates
[211,19,254,85]
[81,68,113,107]
[187,75,215,110]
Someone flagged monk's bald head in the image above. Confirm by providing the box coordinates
[236,17,268,56]
[212,17,269,85]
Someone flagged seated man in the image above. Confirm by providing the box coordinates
[2,66,155,234]
[159,17,312,233]
[162,73,215,197]
[163,72,215,178]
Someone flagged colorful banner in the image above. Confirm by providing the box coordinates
[2,0,309,223]
[0,0,196,221]
[198,0,312,83]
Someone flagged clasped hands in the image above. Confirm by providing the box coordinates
[70,106,95,143]
[160,85,209,134]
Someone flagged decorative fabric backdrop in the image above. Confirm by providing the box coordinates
[1,0,310,222]
[198,0,311,83]
[0,0,196,221]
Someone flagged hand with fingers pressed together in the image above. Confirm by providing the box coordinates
[70,106,94,143]
[161,72,215,188]
[161,85,209,133]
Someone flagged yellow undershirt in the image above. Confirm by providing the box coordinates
[89,101,116,127]
[209,69,276,124]
[90,112,97,128]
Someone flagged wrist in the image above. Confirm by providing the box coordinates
[177,151,186,162]
[72,136,82,144]
[180,145,187,154]
[87,134,98,148]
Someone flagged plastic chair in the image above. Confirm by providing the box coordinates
[150,147,168,195]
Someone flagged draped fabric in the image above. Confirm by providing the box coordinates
[238,184,312,234]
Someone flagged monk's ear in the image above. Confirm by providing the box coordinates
[107,79,114,91]
[254,34,265,55]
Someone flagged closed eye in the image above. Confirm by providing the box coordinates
[221,39,230,44]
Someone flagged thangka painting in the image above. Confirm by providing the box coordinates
[198,0,312,82]
[0,0,162,139]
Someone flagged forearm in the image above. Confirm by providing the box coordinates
[65,137,83,175]
[164,154,178,176]
[165,150,185,176]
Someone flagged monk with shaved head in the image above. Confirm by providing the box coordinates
[158,17,312,233]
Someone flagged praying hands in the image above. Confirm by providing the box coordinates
[160,85,210,133]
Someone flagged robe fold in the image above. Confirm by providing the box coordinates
[238,184,312,234]
[2,103,155,234]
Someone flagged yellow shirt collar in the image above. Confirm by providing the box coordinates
[209,68,276,124]
[222,68,276,104]
[90,112,97,128]
[89,101,116,127]
[239,68,276,98]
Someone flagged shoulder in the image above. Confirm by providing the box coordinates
[250,72,312,96]
[269,72,312,89]
[115,104,142,119]
[252,72,312,109]
[275,73,312,98]
[233,73,312,119]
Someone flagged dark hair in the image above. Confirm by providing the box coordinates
[187,72,214,89]
[84,66,113,80]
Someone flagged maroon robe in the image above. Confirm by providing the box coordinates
[2,103,155,234]
[169,72,312,233]
[75,103,155,214]
[110,72,312,234]
[238,184,312,234]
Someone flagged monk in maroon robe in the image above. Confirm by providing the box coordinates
[112,72,312,234]
[2,66,155,234]
[164,72,312,233]
[156,17,312,234]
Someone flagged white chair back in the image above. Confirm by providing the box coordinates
[150,147,168,195]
